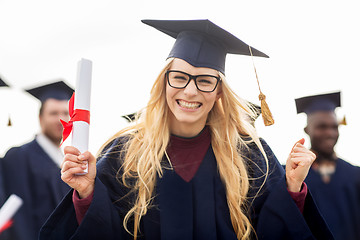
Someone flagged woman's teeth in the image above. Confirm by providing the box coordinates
[177,100,201,109]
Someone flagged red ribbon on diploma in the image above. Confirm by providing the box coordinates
[60,92,90,145]
[0,220,13,233]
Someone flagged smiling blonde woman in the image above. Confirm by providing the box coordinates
[40,19,333,240]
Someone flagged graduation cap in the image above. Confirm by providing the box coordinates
[25,80,74,103]
[248,102,261,119]
[0,77,9,87]
[142,19,274,126]
[122,113,136,122]
[141,19,268,74]
[295,92,341,115]
[246,102,261,127]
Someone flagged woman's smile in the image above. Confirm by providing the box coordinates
[176,99,202,111]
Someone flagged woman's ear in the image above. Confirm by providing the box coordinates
[216,84,222,100]
[216,92,222,101]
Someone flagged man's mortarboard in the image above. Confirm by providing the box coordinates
[141,19,269,74]
[295,92,341,115]
[25,80,74,102]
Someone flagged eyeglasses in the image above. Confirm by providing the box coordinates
[166,70,221,93]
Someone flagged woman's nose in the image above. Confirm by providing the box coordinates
[183,79,198,95]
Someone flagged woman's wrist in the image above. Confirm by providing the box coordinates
[78,184,95,199]
[286,179,302,192]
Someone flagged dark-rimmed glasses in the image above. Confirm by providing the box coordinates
[166,70,221,93]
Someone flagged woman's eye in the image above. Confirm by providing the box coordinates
[197,76,217,85]
[197,79,212,84]
[174,76,187,80]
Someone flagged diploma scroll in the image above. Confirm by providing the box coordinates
[0,194,23,231]
[73,58,92,175]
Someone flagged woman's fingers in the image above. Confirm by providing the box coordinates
[289,153,315,167]
[296,138,305,146]
[292,143,308,153]
[61,160,87,173]
[290,138,305,151]
[290,151,316,159]
[61,166,84,180]
[61,151,95,175]
[64,146,81,156]
[286,138,316,192]
[61,146,82,168]
[290,146,316,162]
[61,153,82,169]
[60,149,97,195]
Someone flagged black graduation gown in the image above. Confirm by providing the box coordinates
[0,158,5,205]
[40,137,333,240]
[305,159,360,240]
[1,139,70,240]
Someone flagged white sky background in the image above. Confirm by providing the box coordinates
[0,0,359,166]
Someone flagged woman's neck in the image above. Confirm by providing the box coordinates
[169,121,206,138]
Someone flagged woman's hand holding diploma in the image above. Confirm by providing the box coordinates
[61,146,97,199]
[285,138,316,192]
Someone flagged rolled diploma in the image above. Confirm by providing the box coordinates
[73,58,92,174]
[0,194,23,229]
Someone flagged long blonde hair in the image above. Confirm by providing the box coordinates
[99,58,268,239]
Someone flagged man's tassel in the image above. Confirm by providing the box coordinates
[339,116,347,125]
[7,115,12,127]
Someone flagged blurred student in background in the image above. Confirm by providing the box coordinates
[296,91,360,240]
[1,81,72,240]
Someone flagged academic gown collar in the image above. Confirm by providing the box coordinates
[36,133,63,167]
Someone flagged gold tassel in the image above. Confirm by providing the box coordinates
[339,115,347,125]
[7,115,12,126]
[249,46,274,126]
[259,92,274,126]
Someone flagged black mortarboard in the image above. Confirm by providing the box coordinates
[141,19,269,74]
[295,92,341,115]
[122,113,136,122]
[25,80,74,102]
[248,102,261,119]
[0,77,9,87]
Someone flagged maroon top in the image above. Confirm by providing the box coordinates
[73,127,307,224]
[288,182,308,213]
[73,190,93,224]
[166,127,211,182]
